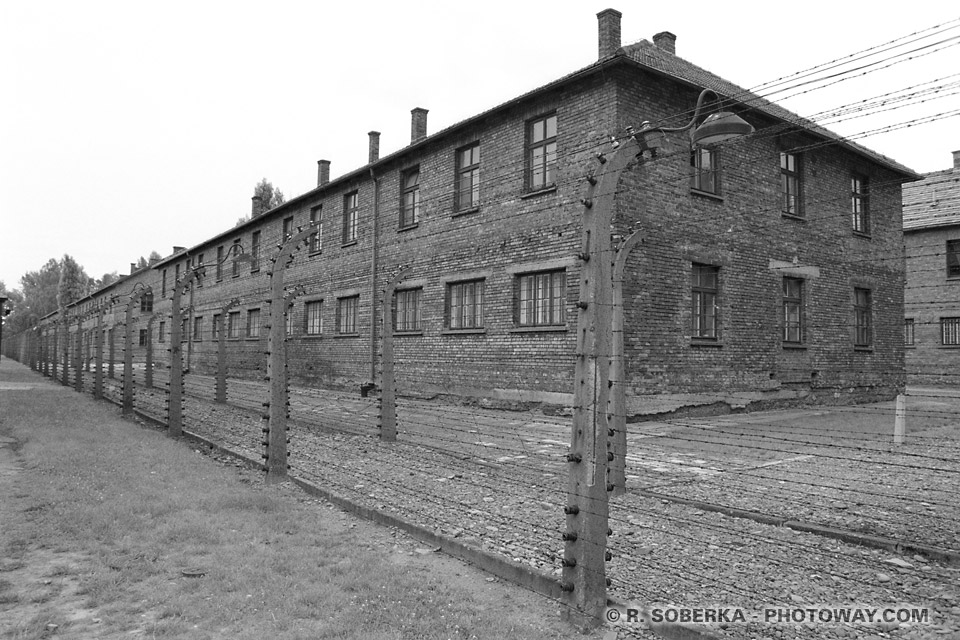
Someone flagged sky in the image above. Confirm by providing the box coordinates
[2,0,959,291]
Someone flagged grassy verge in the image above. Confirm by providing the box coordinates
[0,364,590,640]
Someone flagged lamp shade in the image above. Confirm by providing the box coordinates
[692,111,754,146]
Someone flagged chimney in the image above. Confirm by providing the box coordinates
[130,263,137,275]
[597,8,622,59]
[173,246,185,253]
[368,131,380,164]
[251,195,262,217]
[653,31,676,55]
[953,150,960,171]
[411,107,428,143]
[317,159,330,187]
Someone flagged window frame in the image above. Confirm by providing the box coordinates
[516,269,567,328]
[690,146,720,195]
[193,316,203,342]
[250,230,261,272]
[158,321,166,343]
[527,113,558,192]
[946,240,960,278]
[282,215,294,241]
[337,295,359,335]
[446,279,485,331]
[854,287,873,347]
[246,308,261,339]
[140,292,154,313]
[400,166,421,229]
[456,142,481,212]
[941,317,960,346]
[212,314,221,340]
[304,299,323,336]
[309,205,323,254]
[780,152,803,217]
[231,238,242,277]
[138,328,147,347]
[691,263,720,340]
[851,174,870,235]
[782,277,804,345]
[216,246,224,281]
[227,311,241,339]
[342,191,359,245]
[393,288,423,333]
[904,318,915,346]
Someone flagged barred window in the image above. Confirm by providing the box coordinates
[337,296,359,334]
[447,280,484,330]
[517,270,566,327]
[305,300,323,335]
[394,288,423,332]
[942,317,960,346]
[904,318,915,346]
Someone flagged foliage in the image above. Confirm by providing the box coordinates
[253,177,285,216]
[56,254,91,310]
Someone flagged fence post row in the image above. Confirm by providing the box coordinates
[264,224,317,482]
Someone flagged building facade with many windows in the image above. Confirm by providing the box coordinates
[903,150,960,385]
[34,9,917,413]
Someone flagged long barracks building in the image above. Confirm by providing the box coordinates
[34,9,919,415]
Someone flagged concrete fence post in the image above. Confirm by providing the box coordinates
[894,394,906,445]
[381,267,409,442]
[216,298,241,403]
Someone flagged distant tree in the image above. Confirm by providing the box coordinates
[18,258,61,320]
[57,254,90,309]
[253,178,285,216]
[96,272,120,289]
[148,250,162,263]
[136,256,149,270]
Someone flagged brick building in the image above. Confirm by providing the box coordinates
[39,9,918,413]
[903,150,960,385]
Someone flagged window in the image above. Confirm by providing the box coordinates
[212,314,221,340]
[193,316,203,341]
[947,240,960,278]
[691,147,720,194]
[216,246,224,280]
[309,206,323,253]
[159,321,166,343]
[162,269,168,298]
[456,142,481,211]
[196,253,204,285]
[394,288,422,332]
[692,264,720,340]
[231,239,242,277]
[851,174,870,234]
[854,288,872,347]
[401,167,420,228]
[285,303,294,337]
[251,231,261,271]
[942,317,960,346]
[138,329,147,347]
[283,216,294,241]
[180,318,188,342]
[343,192,359,244]
[337,296,359,334]
[246,308,261,338]
[140,292,153,313]
[227,311,241,339]
[783,278,803,344]
[175,264,181,291]
[305,300,323,335]
[447,279,484,330]
[904,318,915,346]
[781,152,802,216]
[528,114,557,191]
[517,270,566,327]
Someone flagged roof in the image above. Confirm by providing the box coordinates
[155,35,922,268]
[903,164,960,231]
[619,39,920,179]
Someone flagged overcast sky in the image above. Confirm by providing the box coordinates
[2,1,959,291]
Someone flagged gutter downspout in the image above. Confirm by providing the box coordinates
[369,168,380,386]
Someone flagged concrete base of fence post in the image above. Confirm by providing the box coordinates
[894,394,906,445]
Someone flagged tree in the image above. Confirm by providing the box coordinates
[253,178,285,217]
[18,258,61,321]
[57,254,91,310]
[95,272,120,289]
[148,250,162,263]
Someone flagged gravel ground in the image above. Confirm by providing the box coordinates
[54,366,960,639]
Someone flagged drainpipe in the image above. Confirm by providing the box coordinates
[369,168,380,386]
